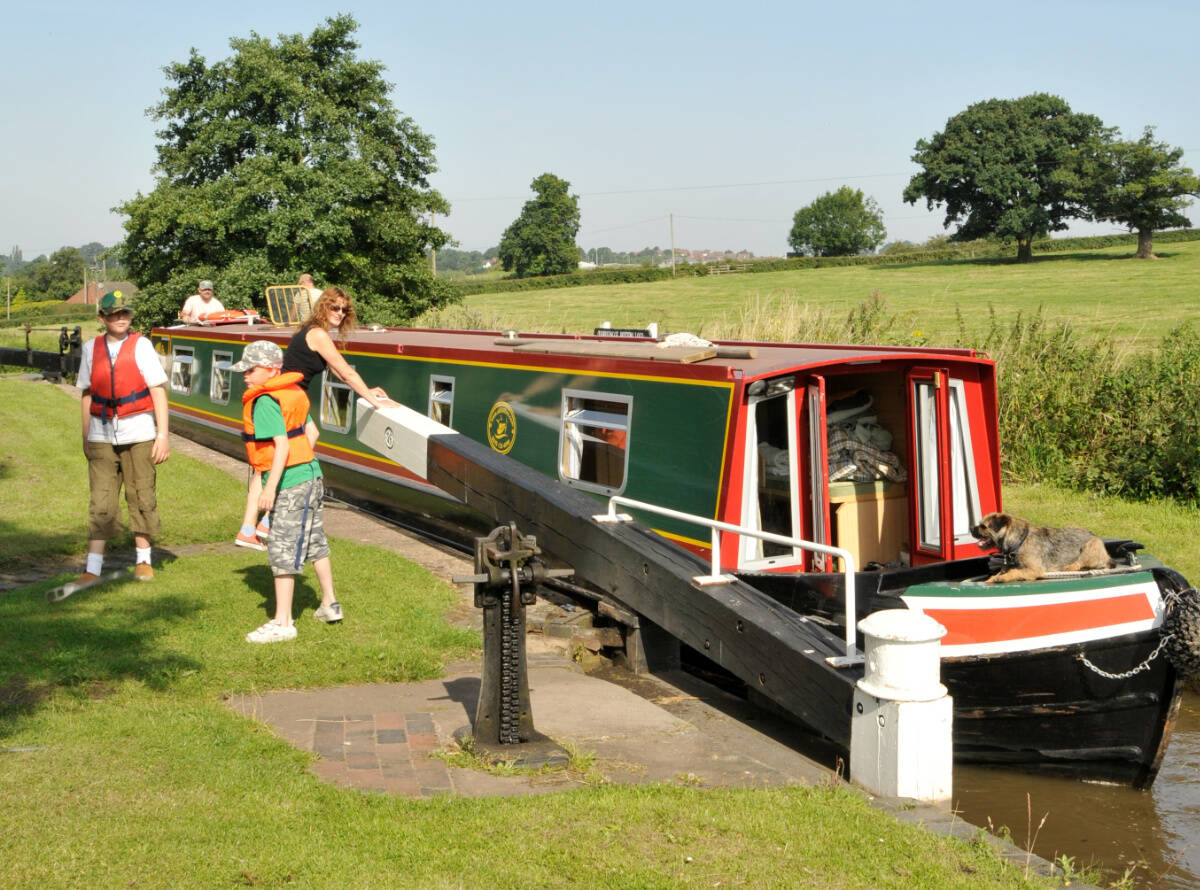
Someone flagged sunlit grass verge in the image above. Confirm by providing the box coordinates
[0,699,1054,889]
[0,549,1055,888]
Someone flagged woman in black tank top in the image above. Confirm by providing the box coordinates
[280,286,391,407]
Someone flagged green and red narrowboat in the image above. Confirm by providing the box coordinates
[152,318,1190,787]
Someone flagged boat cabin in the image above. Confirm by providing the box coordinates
[153,323,1000,577]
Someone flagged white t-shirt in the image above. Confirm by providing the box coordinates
[79,334,168,444]
[181,293,225,322]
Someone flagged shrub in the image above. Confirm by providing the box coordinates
[969,310,1200,503]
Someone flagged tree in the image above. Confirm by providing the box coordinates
[497,173,581,278]
[1085,127,1200,259]
[118,14,451,328]
[22,247,85,301]
[788,187,886,257]
[904,94,1104,262]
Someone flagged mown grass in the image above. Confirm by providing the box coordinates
[0,376,1059,889]
[447,240,1200,350]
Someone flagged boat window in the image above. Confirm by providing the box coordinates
[429,375,454,427]
[210,350,233,405]
[559,390,631,495]
[949,379,982,542]
[320,371,354,434]
[169,346,197,395]
[912,379,940,549]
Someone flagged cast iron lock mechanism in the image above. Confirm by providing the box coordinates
[456,522,573,747]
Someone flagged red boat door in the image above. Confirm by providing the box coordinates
[906,367,955,563]
[805,376,831,571]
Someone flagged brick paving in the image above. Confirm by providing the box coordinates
[303,711,451,797]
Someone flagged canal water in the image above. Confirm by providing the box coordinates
[953,691,1200,888]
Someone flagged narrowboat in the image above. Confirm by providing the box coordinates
[151,311,1191,787]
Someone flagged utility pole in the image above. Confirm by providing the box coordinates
[669,214,676,278]
[429,213,437,275]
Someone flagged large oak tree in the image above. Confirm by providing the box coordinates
[904,94,1103,262]
[119,15,451,328]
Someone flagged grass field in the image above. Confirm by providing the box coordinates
[450,240,1200,349]
[0,377,1063,890]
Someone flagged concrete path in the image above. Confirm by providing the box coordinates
[226,646,839,798]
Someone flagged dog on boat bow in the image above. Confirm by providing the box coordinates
[970,512,1114,583]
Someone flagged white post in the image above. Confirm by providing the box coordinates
[850,609,952,803]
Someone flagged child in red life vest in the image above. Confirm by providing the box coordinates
[60,291,169,599]
[230,340,343,643]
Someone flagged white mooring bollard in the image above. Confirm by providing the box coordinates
[850,609,953,803]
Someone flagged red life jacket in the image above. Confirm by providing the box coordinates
[241,372,315,473]
[89,333,153,420]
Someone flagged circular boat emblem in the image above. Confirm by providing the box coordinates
[486,401,517,454]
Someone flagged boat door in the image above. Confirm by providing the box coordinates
[739,380,804,570]
[906,367,986,563]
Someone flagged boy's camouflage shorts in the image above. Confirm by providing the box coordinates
[267,477,330,576]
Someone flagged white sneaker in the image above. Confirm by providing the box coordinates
[246,620,297,643]
[313,601,343,623]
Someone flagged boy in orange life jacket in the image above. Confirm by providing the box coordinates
[70,291,169,594]
[230,340,343,643]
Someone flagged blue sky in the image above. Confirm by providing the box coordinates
[4,0,1198,260]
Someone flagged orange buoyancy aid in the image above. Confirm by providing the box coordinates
[241,372,315,473]
[89,333,153,420]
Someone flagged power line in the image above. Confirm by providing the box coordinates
[448,171,910,204]
[448,146,1200,206]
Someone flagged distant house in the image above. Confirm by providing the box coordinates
[66,281,137,305]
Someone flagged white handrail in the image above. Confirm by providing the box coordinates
[595,494,859,662]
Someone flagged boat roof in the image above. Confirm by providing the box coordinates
[155,322,993,382]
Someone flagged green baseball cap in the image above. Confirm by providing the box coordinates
[98,291,132,316]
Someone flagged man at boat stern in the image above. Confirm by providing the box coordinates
[63,291,170,597]
[180,279,224,323]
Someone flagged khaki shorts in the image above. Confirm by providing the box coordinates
[87,439,161,541]
[267,477,330,576]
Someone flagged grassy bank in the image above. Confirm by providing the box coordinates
[0,376,1059,889]
[443,240,1200,350]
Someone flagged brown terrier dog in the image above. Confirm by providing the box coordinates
[970,512,1114,583]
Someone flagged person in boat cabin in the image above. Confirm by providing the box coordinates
[297,272,322,304]
[232,340,343,643]
[180,279,225,323]
[73,291,170,591]
[234,285,393,548]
